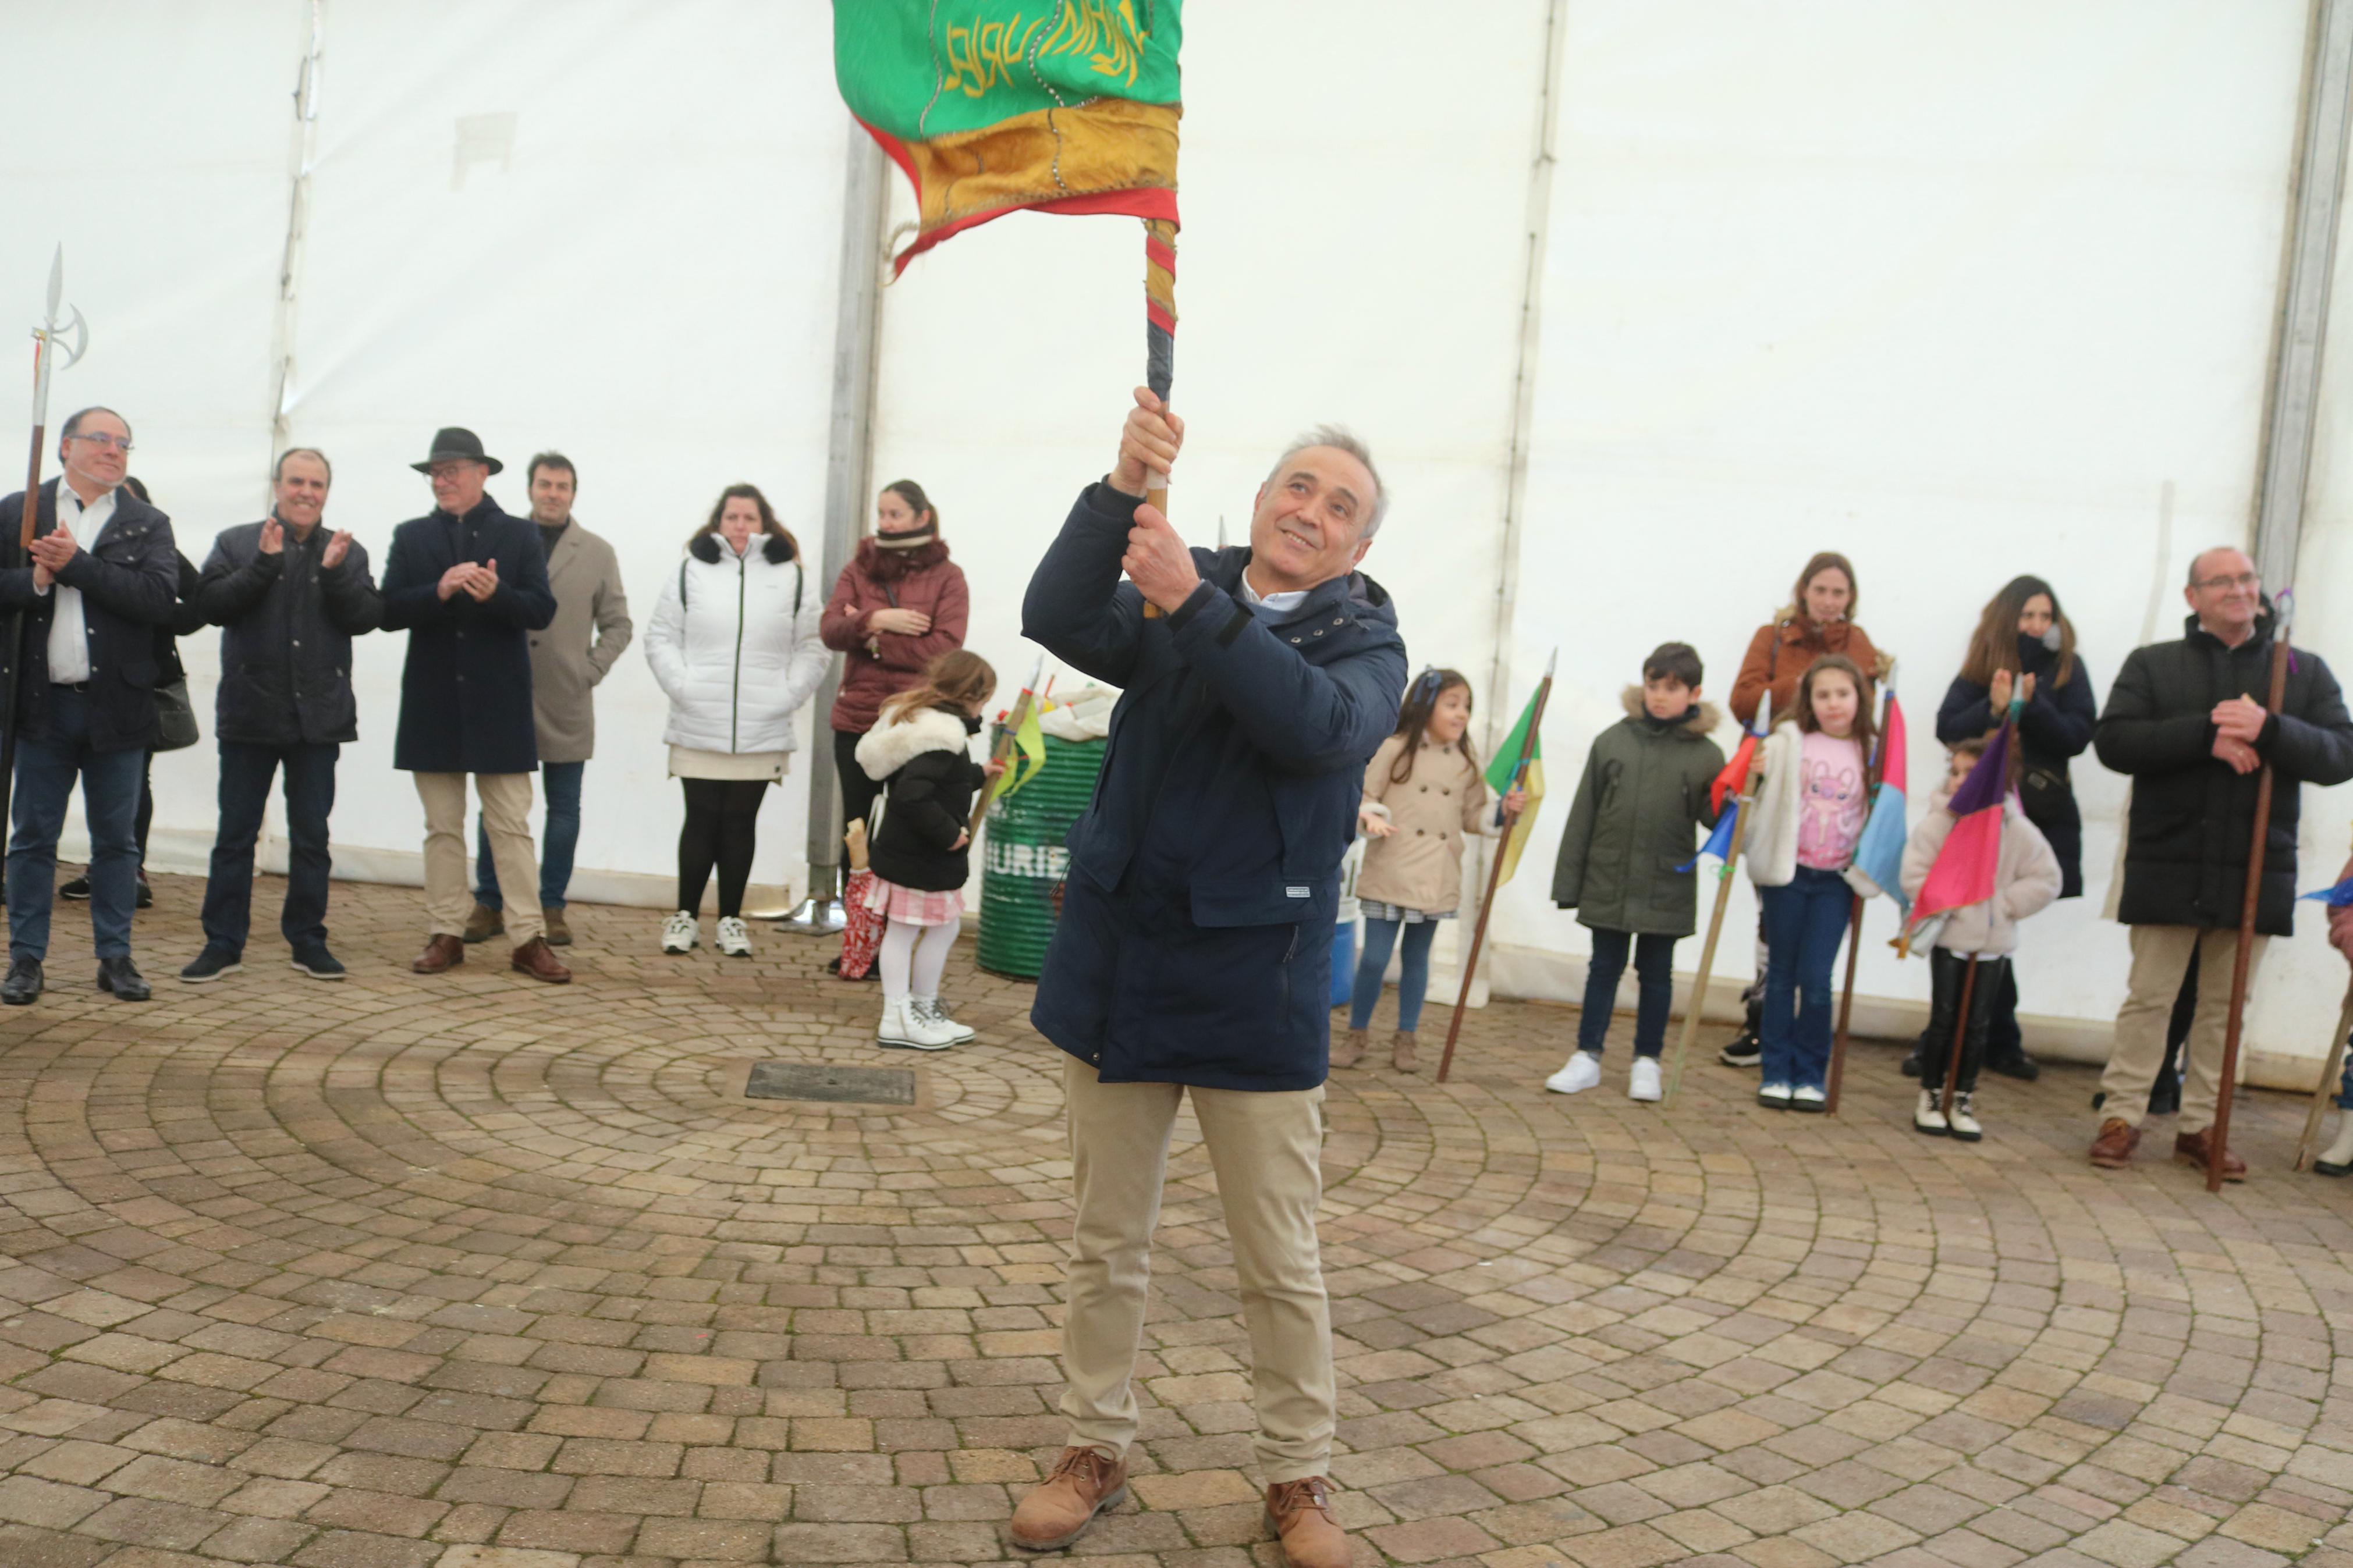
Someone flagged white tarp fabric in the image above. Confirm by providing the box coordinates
[8,1,2353,1084]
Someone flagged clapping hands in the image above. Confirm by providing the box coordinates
[437,559,499,602]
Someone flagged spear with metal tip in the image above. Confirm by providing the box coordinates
[5,247,88,833]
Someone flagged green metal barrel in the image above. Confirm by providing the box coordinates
[976,733,1108,979]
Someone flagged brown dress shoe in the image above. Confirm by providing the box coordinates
[542,905,573,947]
[510,936,572,984]
[1008,1445,1126,1551]
[462,902,503,944]
[1265,1476,1351,1568]
[1332,1028,1366,1069]
[1391,1030,1420,1073]
[411,934,466,975]
[2174,1127,2247,1182]
[2088,1117,2139,1169]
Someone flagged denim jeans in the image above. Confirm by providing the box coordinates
[1350,916,1439,1032]
[476,760,584,911]
[1577,927,1678,1058]
[7,687,143,961]
[1758,865,1854,1091]
[200,741,339,954]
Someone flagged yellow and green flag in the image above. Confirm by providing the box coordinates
[1000,700,1049,801]
[833,2,1183,275]
[1485,692,1549,888]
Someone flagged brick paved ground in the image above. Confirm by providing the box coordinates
[1,873,2351,1568]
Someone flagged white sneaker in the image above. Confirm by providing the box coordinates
[1628,1058,1662,1102]
[1758,1082,1793,1108]
[661,911,698,954]
[878,999,958,1051]
[716,916,753,958]
[1946,1091,1983,1142]
[1545,1053,1603,1094]
[1790,1084,1827,1112]
[1913,1089,1948,1136]
[914,997,975,1043]
[2319,1114,2353,1175]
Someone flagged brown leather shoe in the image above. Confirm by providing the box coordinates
[1265,1476,1351,1568]
[2088,1117,2139,1169]
[1008,1445,1126,1551]
[542,905,572,947]
[1332,1028,1366,1069]
[411,934,465,975]
[510,936,572,984]
[462,902,503,944]
[2174,1127,2247,1182]
[1391,1030,1420,1073]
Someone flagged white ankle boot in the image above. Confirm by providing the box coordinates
[2317,1114,2353,1176]
[1913,1090,1947,1135]
[913,997,974,1043]
[1946,1091,1983,1142]
[879,998,959,1051]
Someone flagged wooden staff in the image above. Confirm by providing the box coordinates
[2208,617,2294,1190]
[1825,684,1894,1115]
[1940,954,1980,1123]
[1436,658,1555,1084]
[969,655,1046,837]
[1664,695,1770,1108]
[2294,982,2353,1171]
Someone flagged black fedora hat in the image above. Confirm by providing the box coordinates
[411,426,503,476]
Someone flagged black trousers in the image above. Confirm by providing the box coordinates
[1923,950,2008,1095]
[677,777,769,919]
[834,727,881,831]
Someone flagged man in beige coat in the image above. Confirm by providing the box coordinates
[465,452,631,947]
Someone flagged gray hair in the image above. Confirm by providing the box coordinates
[2186,545,2252,588]
[60,406,129,442]
[274,447,332,484]
[1265,425,1389,538]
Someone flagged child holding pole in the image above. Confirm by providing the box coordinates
[1744,655,1875,1110]
[1898,735,2061,1138]
[1546,642,1724,1102]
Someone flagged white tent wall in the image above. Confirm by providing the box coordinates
[1490,0,2333,1087]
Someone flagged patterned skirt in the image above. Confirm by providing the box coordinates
[1360,899,1456,925]
[864,876,965,927]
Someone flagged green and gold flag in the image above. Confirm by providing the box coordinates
[833,2,1183,275]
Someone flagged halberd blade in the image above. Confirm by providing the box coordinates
[45,245,61,325]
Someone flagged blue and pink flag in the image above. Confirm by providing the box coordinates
[1843,689,1908,915]
[1904,711,2015,947]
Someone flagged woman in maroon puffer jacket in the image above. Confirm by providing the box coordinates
[820,479,971,834]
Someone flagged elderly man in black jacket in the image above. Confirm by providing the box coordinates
[1009,389,1407,1568]
[379,428,567,983]
[0,407,181,1004]
[182,448,380,984]
[2089,546,2353,1177]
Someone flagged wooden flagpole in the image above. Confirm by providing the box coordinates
[1663,695,1770,1108]
[1939,955,1979,1123]
[1825,683,1894,1115]
[1140,218,1177,619]
[1436,656,1555,1085]
[2209,612,2294,1190]
[2294,982,2353,1171]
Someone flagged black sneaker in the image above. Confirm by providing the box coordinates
[58,874,90,900]
[1,957,41,1005]
[291,945,347,982]
[1984,1046,2040,1082]
[178,947,243,983]
[1718,1028,1762,1069]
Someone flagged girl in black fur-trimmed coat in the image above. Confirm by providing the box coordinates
[855,650,1003,1051]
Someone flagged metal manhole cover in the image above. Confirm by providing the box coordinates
[745,1062,917,1106]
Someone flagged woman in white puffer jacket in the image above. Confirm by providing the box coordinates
[643,484,830,957]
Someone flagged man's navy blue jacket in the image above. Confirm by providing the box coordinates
[1022,482,1408,1091]
[379,496,556,776]
[0,479,180,754]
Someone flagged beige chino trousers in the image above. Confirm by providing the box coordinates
[414,772,542,947]
[2099,923,2269,1134]
[1059,1058,1336,1484]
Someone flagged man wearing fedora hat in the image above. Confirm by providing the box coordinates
[379,427,570,982]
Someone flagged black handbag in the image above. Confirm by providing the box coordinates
[152,678,201,753]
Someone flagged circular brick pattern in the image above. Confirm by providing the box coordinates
[0,876,2350,1568]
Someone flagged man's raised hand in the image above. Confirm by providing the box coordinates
[322,531,353,569]
[1109,385,1184,499]
[258,518,284,556]
[462,557,500,602]
[1122,504,1201,615]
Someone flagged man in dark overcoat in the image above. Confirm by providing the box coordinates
[2089,545,2353,1176]
[1009,388,1407,1568]
[0,406,180,1004]
[378,428,567,982]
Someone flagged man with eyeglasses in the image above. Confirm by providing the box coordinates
[2089,545,2353,1176]
[0,407,183,1004]
[378,427,569,983]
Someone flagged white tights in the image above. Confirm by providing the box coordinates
[879,917,959,1005]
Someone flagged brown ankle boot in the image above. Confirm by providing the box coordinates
[1391,1030,1419,1073]
[1332,1028,1366,1069]
[1265,1476,1351,1568]
[542,905,572,947]
[1008,1445,1126,1551]
[462,902,503,944]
